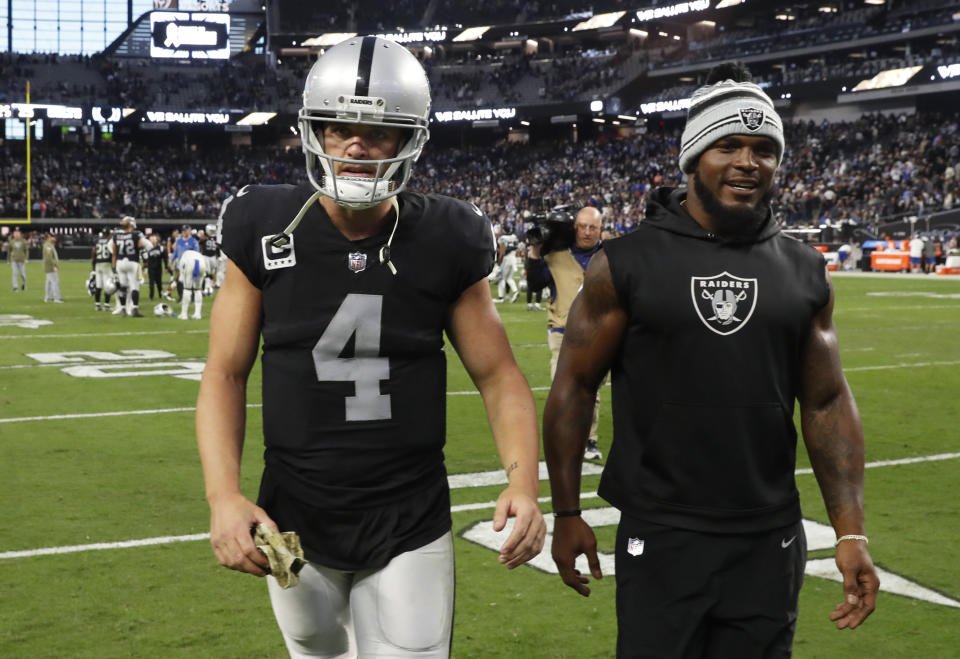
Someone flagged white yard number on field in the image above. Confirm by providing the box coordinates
[0,314,53,329]
[25,350,205,381]
[26,350,176,363]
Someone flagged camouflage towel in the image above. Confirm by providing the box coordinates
[254,524,306,589]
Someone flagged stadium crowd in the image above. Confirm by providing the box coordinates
[1,0,953,116]
[639,40,960,106]
[671,0,956,69]
[2,111,958,242]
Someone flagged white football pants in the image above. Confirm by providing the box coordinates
[115,259,140,311]
[497,253,519,299]
[267,531,454,658]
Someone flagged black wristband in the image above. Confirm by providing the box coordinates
[553,509,582,517]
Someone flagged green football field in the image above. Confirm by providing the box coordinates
[1,260,959,658]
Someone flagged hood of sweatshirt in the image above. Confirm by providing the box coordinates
[644,186,781,245]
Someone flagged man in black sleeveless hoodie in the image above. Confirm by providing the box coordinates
[544,62,878,657]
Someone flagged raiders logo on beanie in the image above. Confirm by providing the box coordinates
[678,62,784,174]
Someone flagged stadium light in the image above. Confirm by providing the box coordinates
[852,66,922,91]
[302,33,357,47]
[237,112,277,126]
[590,100,603,112]
[453,26,490,41]
[573,11,626,31]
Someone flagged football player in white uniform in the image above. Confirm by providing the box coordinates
[196,36,545,659]
[176,249,208,319]
[495,226,520,303]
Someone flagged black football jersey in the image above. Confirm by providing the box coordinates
[219,184,495,510]
[93,238,113,264]
[113,230,143,260]
[144,245,165,269]
[201,237,220,258]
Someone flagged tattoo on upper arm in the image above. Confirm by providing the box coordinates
[506,461,519,478]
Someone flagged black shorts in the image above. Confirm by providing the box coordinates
[257,468,452,572]
[615,515,806,659]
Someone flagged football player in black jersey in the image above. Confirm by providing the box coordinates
[110,216,150,317]
[198,224,221,295]
[90,228,115,311]
[544,62,878,657]
[196,36,545,658]
[143,234,166,301]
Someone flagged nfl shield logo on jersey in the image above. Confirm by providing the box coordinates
[691,271,758,336]
[739,107,765,131]
[627,537,645,557]
[347,251,367,274]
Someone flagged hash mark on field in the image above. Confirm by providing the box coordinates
[2,454,958,561]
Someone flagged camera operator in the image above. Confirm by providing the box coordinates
[528,206,605,460]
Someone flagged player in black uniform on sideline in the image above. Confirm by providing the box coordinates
[198,224,221,295]
[90,228,114,310]
[143,234,166,300]
[544,62,878,657]
[196,36,545,659]
[110,216,150,317]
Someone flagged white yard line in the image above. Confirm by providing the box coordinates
[845,360,960,372]
[2,453,958,561]
[2,355,957,423]
[0,330,209,340]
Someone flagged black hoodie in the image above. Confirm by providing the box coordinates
[599,187,829,533]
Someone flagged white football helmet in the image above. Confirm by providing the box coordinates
[299,36,431,209]
[103,276,118,295]
[204,223,217,238]
[154,303,173,317]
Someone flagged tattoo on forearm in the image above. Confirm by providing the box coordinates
[506,461,519,478]
[806,399,864,524]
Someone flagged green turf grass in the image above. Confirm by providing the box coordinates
[1,261,958,657]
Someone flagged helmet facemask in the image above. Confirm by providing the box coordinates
[299,100,428,210]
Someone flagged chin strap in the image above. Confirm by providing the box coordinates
[378,196,400,276]
[270,190,323,249]
[270,192,400,276]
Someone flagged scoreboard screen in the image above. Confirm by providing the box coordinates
[150,12,231,59]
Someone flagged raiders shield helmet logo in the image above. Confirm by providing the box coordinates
[347,251,367,274]
[691,272,758,336]
[738,107,765,131]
